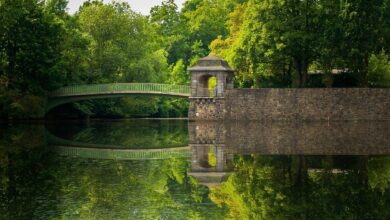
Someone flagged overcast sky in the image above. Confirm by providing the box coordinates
[67,0,186,15]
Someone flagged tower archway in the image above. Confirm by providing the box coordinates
[188,55,234,98]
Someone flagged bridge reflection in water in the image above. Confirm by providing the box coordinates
[49,121,390,187]
[49,133,190,160]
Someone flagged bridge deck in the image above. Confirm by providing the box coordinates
[46,83,190,113]
[49,83,190,98]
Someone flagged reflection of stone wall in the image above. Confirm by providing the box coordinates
[188,122,226,144]
[189,122,390,155]
[190,88,390,121]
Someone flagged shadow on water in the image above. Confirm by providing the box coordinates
[1,120,390,219]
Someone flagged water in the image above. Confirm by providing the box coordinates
[0,120,390,219]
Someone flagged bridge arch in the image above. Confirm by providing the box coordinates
[46,83,190,114]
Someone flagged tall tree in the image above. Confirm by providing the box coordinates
[0,0,65,117]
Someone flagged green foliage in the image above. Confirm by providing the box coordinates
[150,0,187,64]
[0,0,184,119]
[368,157,390,192]
[0,0,67,118]
[210,155,390,219]
[113,96,159,118]
[182,0,228,55]
[77,3,161,83]
[157,98,189,118]
[207,145,217,167]
[65,2,181,118]
[0,123,226,219]
[0,0,65,91]
[368,51,390,87]
[211,0,390,88]
[1,0,389,118]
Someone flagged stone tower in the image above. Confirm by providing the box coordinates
[188,55,235,120]
[188,55,234,97]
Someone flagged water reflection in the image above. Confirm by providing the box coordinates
[0,122,224,219]
[189,121,390,219]
[188,121,390,187]
[209,155,390,219]
[46,120,189,149]
[0,121,389,219]
[189,121,390,155]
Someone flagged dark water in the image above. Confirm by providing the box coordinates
[0,120,390,219]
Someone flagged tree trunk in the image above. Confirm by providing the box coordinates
[293,58,308,88]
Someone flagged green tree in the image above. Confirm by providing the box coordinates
[368,51,390,87]
[66,2,173,118]
[341,0,385,86]
[150,0,191,65]
[212,0,319,88]
[211,0,390,88]
[0,0,66,118]
[167,59,188,85]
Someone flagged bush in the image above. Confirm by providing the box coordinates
[368,52,390,88]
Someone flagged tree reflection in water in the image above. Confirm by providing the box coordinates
[1,121,390,219]
[0,122,226,219]
[190,121,390,220]
[209,155,390,219]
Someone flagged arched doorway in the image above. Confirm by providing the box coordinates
[198,74,217,97]
[188,55,235,98]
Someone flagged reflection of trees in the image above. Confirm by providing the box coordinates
[0,125,57,219]
[0,124,226,219]
[53,157,225,219]
[47,120,189,148]
[210,155,390,219]
[368,157,390,193]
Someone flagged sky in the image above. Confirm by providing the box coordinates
[67,0,186,15]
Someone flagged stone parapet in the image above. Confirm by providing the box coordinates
[190,88,390,121]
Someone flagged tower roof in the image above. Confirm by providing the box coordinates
[188,55,234,72]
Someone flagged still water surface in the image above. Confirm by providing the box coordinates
[0,120,390,219]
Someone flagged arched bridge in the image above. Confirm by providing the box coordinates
[47,83,190,113]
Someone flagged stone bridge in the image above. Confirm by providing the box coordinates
[47,83,190,113]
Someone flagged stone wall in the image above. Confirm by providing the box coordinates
[190,88,390,121]
[188,97,225,120]
[225,88,390,121]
